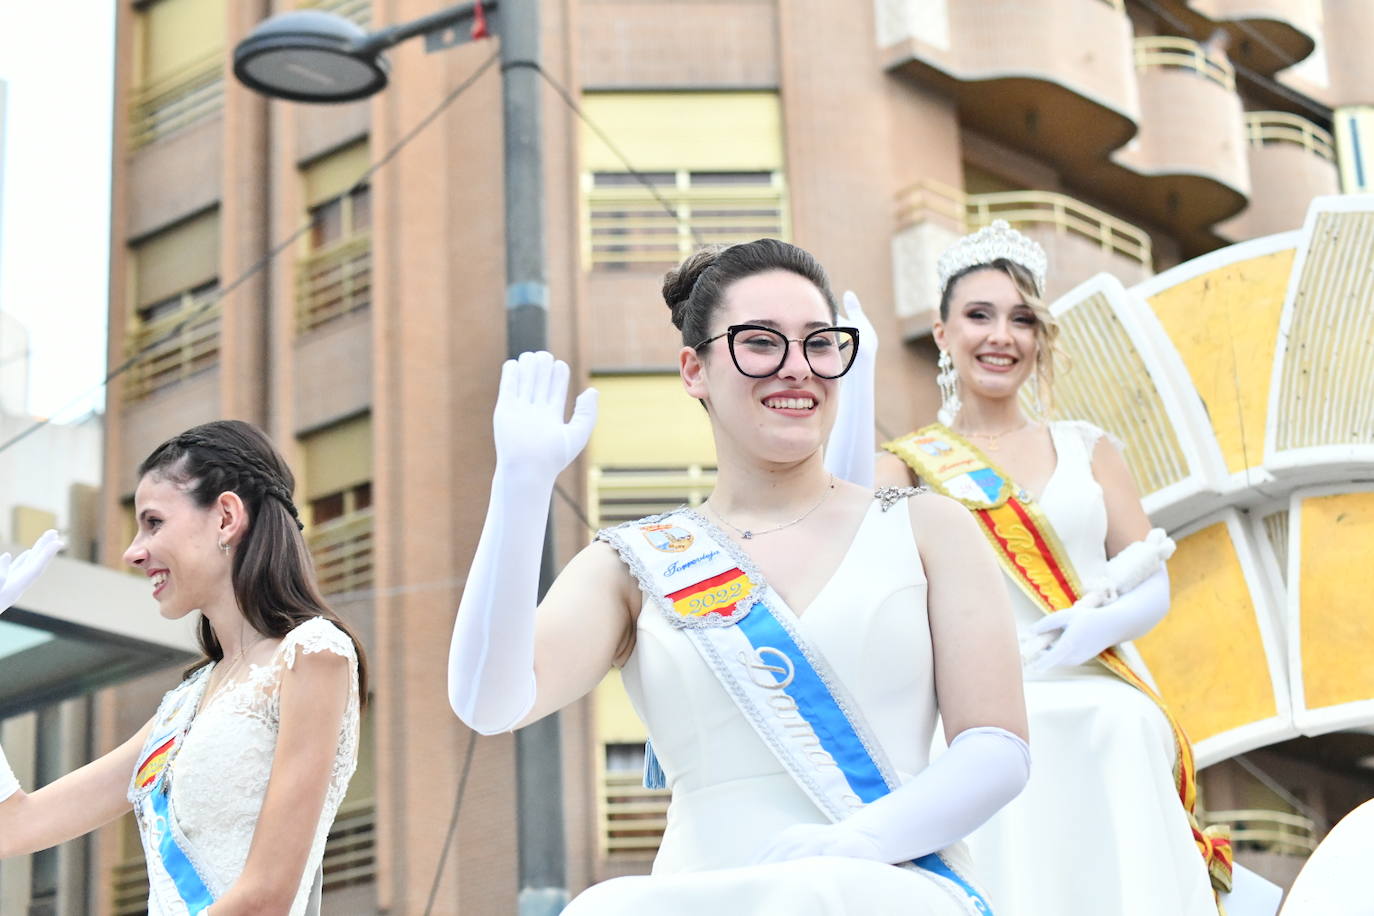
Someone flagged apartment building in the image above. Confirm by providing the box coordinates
[31,0,1367,912]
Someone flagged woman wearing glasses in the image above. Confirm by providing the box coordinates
[448,238,1029,914]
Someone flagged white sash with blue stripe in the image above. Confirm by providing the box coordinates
[600,506,993,914]
[128,669,221,914]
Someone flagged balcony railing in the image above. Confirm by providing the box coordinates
[1204,808,1318,855]
[297,235,372,333]
[303,0,371,25]
[894,183,1153,270]
[129,51,225,149]
[1245,112,1336,162]
[1134,36,1236,92]
[124,291,222,402]
[590,466,718,529]
[585,182,788,270]
[322,799,377,891]
[967,191,1153,269]
[111,856,150,916]
[603,770,671,857]
[308,508,374,598]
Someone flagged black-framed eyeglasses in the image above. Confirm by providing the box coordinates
[693,324,860,379]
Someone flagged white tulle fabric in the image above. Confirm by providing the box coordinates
[132,617,359,915]
[564,498,988,916]
[962,421,1215,916]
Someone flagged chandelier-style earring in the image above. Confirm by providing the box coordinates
[936,349,961,425]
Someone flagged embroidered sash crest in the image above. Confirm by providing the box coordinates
[884,424,1234,899]
[129,669,218,914]
[600,507,993,914]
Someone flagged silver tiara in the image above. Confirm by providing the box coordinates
[936,220,1047,293]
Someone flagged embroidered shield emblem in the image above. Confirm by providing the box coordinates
[641,523,694,553]
[946,468,1006,507]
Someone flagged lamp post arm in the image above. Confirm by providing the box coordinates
[353,0,498,56]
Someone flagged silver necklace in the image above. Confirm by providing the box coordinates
[706,475,836,539]
[958,418,1031,452]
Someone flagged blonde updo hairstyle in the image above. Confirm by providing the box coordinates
[939,257,1062,417]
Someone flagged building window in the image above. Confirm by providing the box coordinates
[580,91,789,272]
[126,210,221,401]
[129,0,227,148]
[301,415,373,598]
[110,812,149,916]
[300,0,371,26]
[298,142,372,333]
[587,169,787,272]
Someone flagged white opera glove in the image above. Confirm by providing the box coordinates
[447,352,598,735]
[0,530,63,803]
[1024,565,1171,675]
[0,529,63,613]
[753,726,1030,866]
[824,291,879,487]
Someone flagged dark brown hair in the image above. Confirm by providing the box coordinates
[138,420,368,700]
[662,238,838,347]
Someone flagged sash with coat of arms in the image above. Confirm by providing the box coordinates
[883,423,1233,901]
[599,505,995,914]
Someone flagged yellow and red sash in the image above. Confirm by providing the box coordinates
[884,424,1233,900]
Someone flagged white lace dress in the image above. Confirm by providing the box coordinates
[128,617,360,916]
[961,421,1215,915]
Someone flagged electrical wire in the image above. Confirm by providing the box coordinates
[0,50,501,458]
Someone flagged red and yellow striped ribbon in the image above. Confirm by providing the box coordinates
[885,425,1233,902]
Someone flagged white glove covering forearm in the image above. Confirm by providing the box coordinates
[0,529,63,613]
[447,353,597,735]
[0,742,18,803]
[824,291,878,487]
[1025,565,1171,675]
[755,726,1030,865]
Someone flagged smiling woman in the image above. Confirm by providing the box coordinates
[0,420,368,916]
[852,222,1230,914]
[447,238,1030,914]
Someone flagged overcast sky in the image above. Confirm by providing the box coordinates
[0,3,114,421]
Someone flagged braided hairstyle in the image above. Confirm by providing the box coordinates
[138,420,368,699]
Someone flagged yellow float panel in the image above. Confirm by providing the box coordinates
[1052,291,1190,497]
[1147,249,1294,475]
[1135,521,1277,744]
[1297,491,1374,711]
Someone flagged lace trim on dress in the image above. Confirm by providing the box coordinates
[1053,419,1125,454]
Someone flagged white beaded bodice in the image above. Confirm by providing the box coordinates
[130,617,360,915]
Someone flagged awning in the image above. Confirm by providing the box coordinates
[0,549,199,718]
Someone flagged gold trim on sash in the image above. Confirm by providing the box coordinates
[884,424,1234,902]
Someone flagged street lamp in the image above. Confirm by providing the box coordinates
[231,3,497,103]
[232,3,566,915]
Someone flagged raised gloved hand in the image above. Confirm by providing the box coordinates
[447,352,597,734]
[0,529,62,614]
[1,530,64,803]
[753,726,1029,866]
[824,291,879,487]
[1024,565,1171,675]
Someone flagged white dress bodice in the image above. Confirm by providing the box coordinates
[963,420,1216,915]
[620,499,940,873]
[131,617,360,915]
